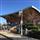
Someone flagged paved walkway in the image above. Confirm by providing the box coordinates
[0,30,39,40]
[0,30,21,38]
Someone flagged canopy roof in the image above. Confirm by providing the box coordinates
[0,12,19,23]
[0,6,40,24]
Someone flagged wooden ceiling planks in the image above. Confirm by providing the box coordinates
[1,7,40,25]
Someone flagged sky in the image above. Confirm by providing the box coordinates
[0,0,40,24]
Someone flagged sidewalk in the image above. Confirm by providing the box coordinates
[0,30,39,40]
[0,30,21,38]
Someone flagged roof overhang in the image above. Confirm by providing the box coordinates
[32,6,40,12]
[0,6,40,23]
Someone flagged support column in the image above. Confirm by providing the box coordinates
[19,10,23,35]
[20,14,23,35]
[21,20,23,35]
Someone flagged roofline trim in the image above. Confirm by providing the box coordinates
[32,6,40,12]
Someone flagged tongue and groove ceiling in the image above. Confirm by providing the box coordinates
[0,6,40,24]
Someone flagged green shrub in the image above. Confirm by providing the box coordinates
[23,21,40,32]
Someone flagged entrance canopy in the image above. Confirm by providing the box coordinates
[0,6,40,26]
[0,12,21,26]
[1,12,18,22]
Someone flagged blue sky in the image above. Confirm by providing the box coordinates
[0,0,40,24]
